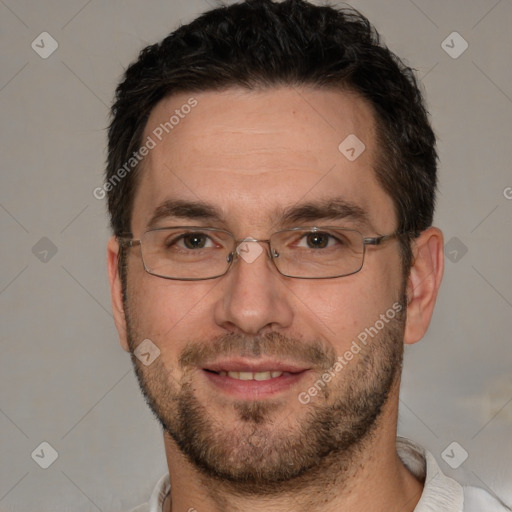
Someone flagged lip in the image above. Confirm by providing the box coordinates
[202,358,310,399]
[203,358,309,374]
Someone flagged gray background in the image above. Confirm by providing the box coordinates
[1,0,511,510]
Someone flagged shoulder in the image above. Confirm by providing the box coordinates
[463,485,511,511]
[397,438,511,512]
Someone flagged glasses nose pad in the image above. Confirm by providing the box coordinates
[226,242,278,267]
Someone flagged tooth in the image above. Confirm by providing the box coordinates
[222,371,284,380]
[253,371,271,381]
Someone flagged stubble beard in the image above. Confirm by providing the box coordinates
[125,298,405,495]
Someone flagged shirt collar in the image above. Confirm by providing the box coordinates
[397,437,464,511]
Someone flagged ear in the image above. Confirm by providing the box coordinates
[404,227,444,345]
[107,236,130,352]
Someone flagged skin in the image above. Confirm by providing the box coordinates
[107,86,444,512]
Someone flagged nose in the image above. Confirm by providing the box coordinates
[213,240,294,335]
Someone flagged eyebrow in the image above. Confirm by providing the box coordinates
[147,199,225,229]
[146,197,371,231]
[276,197,370,229]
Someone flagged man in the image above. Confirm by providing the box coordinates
[105,1,510,510]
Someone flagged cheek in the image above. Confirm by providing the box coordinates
[293,263,402,351]
[125,260,219,345]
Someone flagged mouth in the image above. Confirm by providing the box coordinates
[201,359,310,399]
[207,369,291,381]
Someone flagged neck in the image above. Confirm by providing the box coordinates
[162,390,423,512]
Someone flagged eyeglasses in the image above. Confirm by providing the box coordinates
[118,226,401,281]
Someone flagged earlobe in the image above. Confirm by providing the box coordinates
[403,227,444,345]
[107,236,130,352]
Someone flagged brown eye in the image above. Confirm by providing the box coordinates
[182,233,209,249]
[305,232,330,249]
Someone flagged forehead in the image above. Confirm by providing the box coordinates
[131,86,395,234]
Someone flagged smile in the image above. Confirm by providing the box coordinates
[216,370,288,380]
[202,365,309,399]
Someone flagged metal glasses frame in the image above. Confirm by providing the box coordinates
[118,226,401,281]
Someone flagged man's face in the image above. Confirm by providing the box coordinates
[120,87,406,488]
